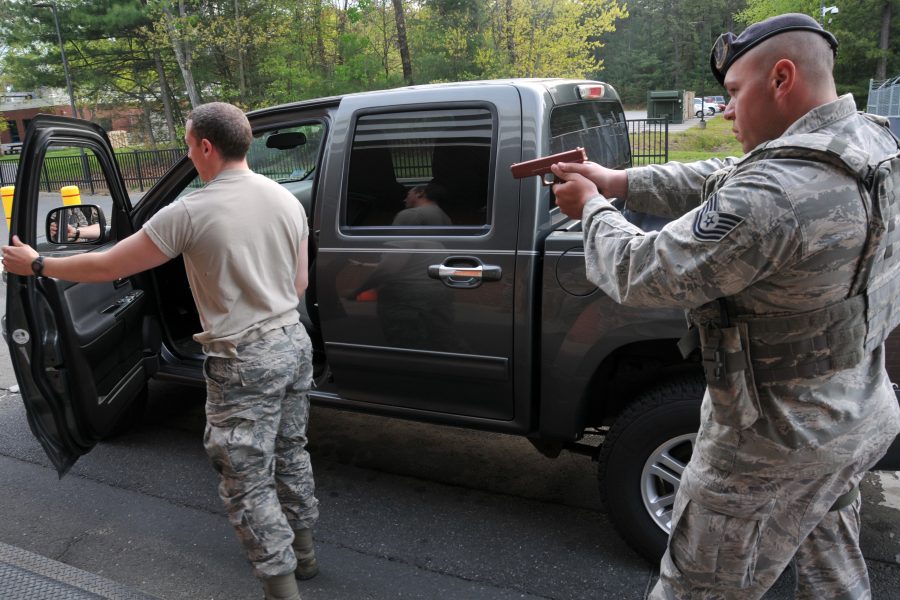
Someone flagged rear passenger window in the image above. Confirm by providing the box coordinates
[550,101,631,170]
[343,108,493,232]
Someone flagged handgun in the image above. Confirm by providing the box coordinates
[510,147,588,186]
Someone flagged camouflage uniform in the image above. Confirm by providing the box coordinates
[581,95,900,598]
[203,322,319,579]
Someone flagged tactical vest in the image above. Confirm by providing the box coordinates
[680,119,900,387]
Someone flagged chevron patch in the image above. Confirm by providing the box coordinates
[692,194,743,242]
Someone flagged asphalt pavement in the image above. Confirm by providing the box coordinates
[0,151,898,600]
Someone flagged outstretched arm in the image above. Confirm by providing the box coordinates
[3,230,170,282]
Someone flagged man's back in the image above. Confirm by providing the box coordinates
[144,169,308,351]
[392,202,452,226]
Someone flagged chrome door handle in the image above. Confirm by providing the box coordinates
[427,258,501,288]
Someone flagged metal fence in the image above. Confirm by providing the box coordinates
[0,119,670,194]
[868,77,900,117]
[0,147,186,193]
[627,118,669,166]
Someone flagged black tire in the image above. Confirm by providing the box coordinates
[598,376,704,563]
[695,110,703,118]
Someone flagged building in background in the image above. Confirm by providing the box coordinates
[0,88,143,153]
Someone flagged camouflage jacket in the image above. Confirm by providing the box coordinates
[582,94,900,476]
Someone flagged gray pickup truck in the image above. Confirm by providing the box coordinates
[6,78,898,563]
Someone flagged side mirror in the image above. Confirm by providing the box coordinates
[46,205,108,245]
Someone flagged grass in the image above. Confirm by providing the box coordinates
[667,115,743,162]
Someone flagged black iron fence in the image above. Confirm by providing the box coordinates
[0,120,669,194]
[627,118,669,166]
[0,147,186,193]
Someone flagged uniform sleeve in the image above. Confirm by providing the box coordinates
[625,157,740,218]
[142,200,193,259]
[582,164,802,309]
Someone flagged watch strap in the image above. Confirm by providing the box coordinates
[31,256,45,277]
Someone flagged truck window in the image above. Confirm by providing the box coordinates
[31,144,115,252]
[549,100,631,170]
[175,123,325,219]
[344,108,493,231]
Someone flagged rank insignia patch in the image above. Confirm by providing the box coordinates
[692,194,743,242]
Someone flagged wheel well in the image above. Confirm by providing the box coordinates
[584,339,702,427]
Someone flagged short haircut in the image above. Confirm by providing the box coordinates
[752,31,835,87]
[424,182,450,205]
[187,102,252,161]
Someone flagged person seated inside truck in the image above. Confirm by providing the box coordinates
[48,206,102,242]
[392,182,452,226]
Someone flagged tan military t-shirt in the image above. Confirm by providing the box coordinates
[144,168,309,357]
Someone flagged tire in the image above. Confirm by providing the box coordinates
[598,375,704,563]
[706,107,715,116]
[695,110,703,118]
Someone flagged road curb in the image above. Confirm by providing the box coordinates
[0,541,160,600]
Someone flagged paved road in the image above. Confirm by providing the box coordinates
[0,190,899,598]
[0,270,898,598]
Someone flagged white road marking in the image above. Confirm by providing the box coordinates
[875,471,900,511]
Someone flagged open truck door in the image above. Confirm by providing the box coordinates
[3,115,156,476]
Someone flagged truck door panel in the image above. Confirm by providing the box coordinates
[5,116,150,475]
[316,92,522,422]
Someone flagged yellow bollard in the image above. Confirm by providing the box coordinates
[61,185,81,206]
[1,185,13,230]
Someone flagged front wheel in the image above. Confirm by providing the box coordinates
[597,376,704,563]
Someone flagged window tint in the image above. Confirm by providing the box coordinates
[549,100,630,169]
[344,108,493,232]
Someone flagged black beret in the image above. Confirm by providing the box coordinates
[710,13,838,85]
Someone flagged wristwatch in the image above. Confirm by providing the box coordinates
[31,256,45,277]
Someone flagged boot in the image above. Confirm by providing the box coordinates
[262,573,301,600]
[292,528,319,580]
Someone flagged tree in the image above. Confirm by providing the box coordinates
[391,0,413,84]
[156,1,202,108]
[596,0,741,105]
[739,0,900,106]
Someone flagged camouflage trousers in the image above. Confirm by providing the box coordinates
[202,323,319,579]
[650,462,872,600]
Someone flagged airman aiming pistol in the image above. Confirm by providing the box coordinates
[510,147,588,186]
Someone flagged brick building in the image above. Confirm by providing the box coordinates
[0,91,142,147]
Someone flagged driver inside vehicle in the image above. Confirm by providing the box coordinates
[48,206,102,243]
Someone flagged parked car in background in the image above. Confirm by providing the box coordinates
[1,142,22,155]
[704,95,727,112]
[693,97,716,117]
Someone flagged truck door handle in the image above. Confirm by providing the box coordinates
[427,257,501,288]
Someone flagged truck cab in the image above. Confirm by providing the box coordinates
[5,79,898,564]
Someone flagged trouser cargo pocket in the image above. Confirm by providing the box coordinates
[669,481,776,590]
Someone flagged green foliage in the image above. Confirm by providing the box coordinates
[738,0,900,108]
[1,0,898,149]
